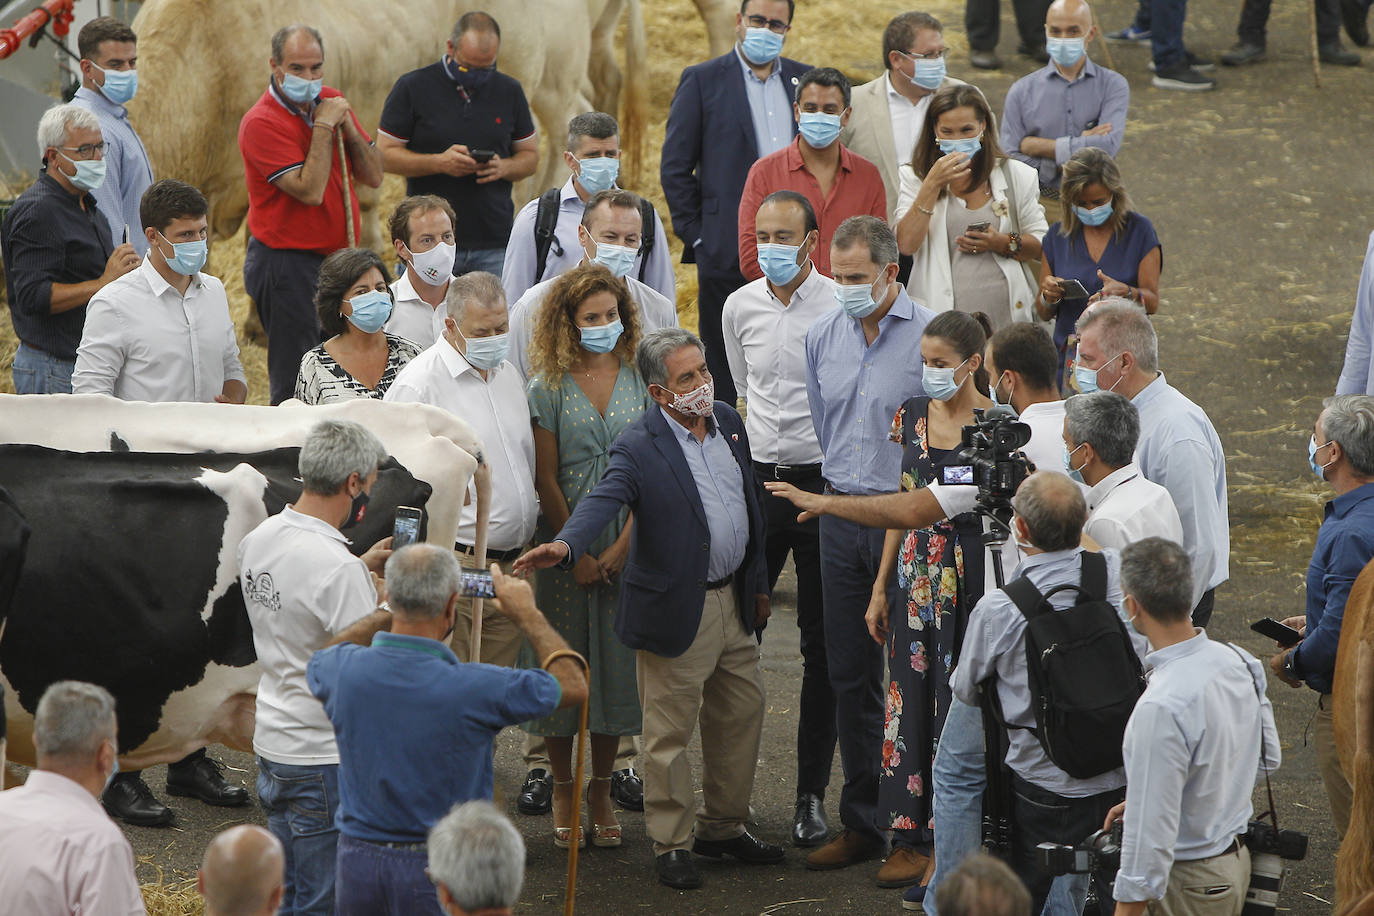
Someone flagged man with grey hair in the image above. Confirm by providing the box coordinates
[516,327,782,890]
[1268,393,1374,840]
[309,545,586,914]
[428,801,526,916]
[237,418,396,915]
[386,272,537,667]
[197,825,285,916]
[1063,390,1182,550]
[0,681,144,914]
[0,102,139,393]
[1074,298,1228,626]
[502,112,674,304]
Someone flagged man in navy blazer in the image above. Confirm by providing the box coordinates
[515,328,783,890]
[659,0,810,408]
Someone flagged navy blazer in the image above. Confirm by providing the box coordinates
[555,404,769,658]
[659,51,810,276]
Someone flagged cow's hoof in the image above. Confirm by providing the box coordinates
[103,773,175,827]
[165,754,250,807]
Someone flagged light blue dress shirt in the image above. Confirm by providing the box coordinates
[1132,374,1230,604]
[660,408,749,581]
[1114,633,1281,903]
[71,86,154,257]
[1336,230,1374,396]
[804,286,935,494]
[736,47,793,159]
[1000,58,1130,190]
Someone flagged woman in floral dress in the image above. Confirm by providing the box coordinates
[868,310,993,884]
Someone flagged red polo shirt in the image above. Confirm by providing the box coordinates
[238,82,370,255]
[737,138,888,281]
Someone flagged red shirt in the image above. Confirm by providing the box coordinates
[238,82,370,254]
[737,139,888,280]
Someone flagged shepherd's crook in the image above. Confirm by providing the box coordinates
[539,650,592,916]
[336,129,356,247]
[1310,0,1323,87]
[1091,9,1116,71]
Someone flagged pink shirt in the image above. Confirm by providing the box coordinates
[0,770,146,915]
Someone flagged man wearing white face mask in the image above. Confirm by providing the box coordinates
[387,195,459,349]
[502,112,675,304]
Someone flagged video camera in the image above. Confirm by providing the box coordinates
[938,406,1034,520]
[1036,824,1121,877]
[1241,820,1307,916]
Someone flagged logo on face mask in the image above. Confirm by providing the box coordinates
[405,241,457,286]
[660,380,715,417]
[342,488,369,530]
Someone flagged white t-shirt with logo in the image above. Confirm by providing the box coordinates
[238,506,377,765]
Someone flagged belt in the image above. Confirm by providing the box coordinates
[455,543,523,563]
[754,461,823,484]
[1181,837,1242,863]
[706,572,734,591]
[357,836,427,851]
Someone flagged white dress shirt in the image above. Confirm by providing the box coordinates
[386,269,447,349]
[1085,462,1184,551]
[0,770,146,915]
[885,73,933,173]
[238,507,377,765]
[385,339,538,550]
[722,264,835,465]
[72,257,245,402]
[1114,633,1281,903]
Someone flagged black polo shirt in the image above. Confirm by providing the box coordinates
[1,171,113,360]
[379,59,536,249]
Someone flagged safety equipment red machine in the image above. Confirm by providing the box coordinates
[0,0,76,59]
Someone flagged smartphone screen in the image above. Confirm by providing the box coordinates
[1250,618,1302,647]
[967,221,991,234]
[1060,279,1090,299]
[459,568,496,599]
[392,506,422,549]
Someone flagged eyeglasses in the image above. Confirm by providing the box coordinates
[744,14,791,34]
[59,142,106,159]
[899,48,950,61]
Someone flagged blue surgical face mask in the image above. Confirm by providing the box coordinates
[1073,353,1123,394]
[798,112,843,149]
[344,290,393,334]
[991,372,1014,410]
[593,242,637,278]
[834,277,889,319]
[937,134,983,158]
[93,63,138,105]
[279,73,323,104]
[1046,36,1087,67]
[580,319,624,354]
[757,242,804,286]
[158,232,208,275]
[576,156,620,193]
[922,356,970,402]
[1063,442,1087,483]
[1074,199,1114,227]
[740,27,784,65]
[1310,435,1336,480]
[908,56,947,90]
[462,330,510,369]
[56,149,106,192]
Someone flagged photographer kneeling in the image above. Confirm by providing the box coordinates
[1106,538,1280,916]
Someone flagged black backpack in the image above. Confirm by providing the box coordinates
[533,188,656,284]
[1002,551,1146,779]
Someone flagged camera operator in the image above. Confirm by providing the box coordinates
[1105,538,1280,916]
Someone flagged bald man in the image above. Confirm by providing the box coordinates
[198,825,285,916]
[1001,0,1129,195]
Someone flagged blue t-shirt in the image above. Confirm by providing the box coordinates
[307,632,561,842]
[1041,211,1162,354]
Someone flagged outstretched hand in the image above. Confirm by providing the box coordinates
[763,481,828,523]
[512,540,570,577]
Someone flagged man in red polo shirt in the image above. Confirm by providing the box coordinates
[238,23,384,405]
[737,68,887,281]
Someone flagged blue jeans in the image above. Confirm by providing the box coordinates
[452,247,506,278]
[257,758,340,916]
[1149,0,1189,70]
[335,834,444,916]
[11,343,74,394]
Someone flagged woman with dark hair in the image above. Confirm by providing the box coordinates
[894,85,1047,330]
[1036,147,1161,386]
[868,310,993,893]
[520,263,649,850]
[294,248,420,403]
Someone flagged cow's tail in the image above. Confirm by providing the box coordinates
[1338,635,1374,911]
[620,0,648,190]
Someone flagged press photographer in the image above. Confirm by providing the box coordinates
[1105,538,1282,916]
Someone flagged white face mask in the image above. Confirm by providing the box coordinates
[659,380,715,417]
[405,241,457,287]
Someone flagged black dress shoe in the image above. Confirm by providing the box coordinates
[517,768,553,815]
[1220,42,1266,66]
[609,767,644,811]
[792,793,828,847]
[166,752,249,807]
[102,772,174,827]
[693,829,785,864]
[656,849,703,889]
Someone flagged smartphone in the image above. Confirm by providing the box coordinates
[1059,279,1090,299]
[470,148,496,164]
[392,506,422,549]
[1250,618,1303,647]
[967,220,992,234]
[940,465,975,485]
[459,567,496,599]
[1084,119,1099,130]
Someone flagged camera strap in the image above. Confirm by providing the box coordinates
[1226,643,1281,829]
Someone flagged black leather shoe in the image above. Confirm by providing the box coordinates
[609,767,644,811]
[656,849,702,889]
[693,830,785,864]
[517,768,553,815]
[1319,42,1362,65]
[1342,0,1370,46]
[792,793,828,847]
[102,772,174,827]
[969,49,1001,69]
[166,753,249,807]
[1220,42,1266,66]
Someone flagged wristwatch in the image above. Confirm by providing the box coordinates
[1007,232,1022,256]
[1283,648,1300,682]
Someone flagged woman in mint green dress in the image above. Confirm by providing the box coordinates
[520,264,653,849]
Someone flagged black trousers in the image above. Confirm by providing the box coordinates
[1192,586,1215,628]
[1011,775,1124,916]
[1237,0,1341,45]
[760,470,836,797]
[244,237,326,406]
[966,0,1054,51]
[695,267,746,406]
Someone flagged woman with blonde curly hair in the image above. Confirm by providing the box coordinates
[520,262,650,850]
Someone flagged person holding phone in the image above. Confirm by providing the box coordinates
[1037,148,1160,388]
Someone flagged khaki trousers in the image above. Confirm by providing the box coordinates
[1315,693,1353,842]
[1149,845,1251,916]
[636,584,765,855]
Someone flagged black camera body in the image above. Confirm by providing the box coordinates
[1036,825,1122,877]
[1242,820,1308,916]
[1243,821,1308,860]
[942,407,1034,512]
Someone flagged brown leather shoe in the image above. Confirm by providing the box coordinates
[876,846,932,888]
[804,828,884,871]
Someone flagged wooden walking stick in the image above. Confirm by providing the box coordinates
[336,129,356,247]
[1091,9,1116,71]
[545,650,592,916]
[1310,0,1323,87]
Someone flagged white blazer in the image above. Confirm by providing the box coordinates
[895,157,1048,323]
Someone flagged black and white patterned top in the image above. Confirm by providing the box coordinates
[293,334,422,404]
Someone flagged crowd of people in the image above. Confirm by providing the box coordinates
[1,1,1373,915]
